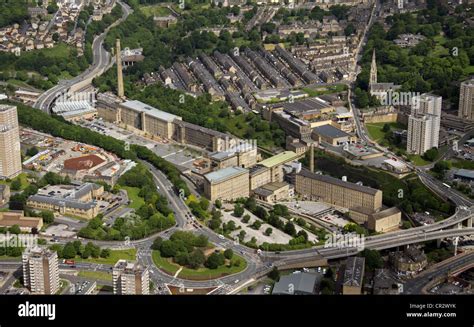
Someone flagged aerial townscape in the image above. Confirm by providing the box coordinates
[0,0,473,311]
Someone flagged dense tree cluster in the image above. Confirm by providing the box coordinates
[78,165,175,240]
[49,241,111,260]
[355,2,474,108]
[0,2,28,28]
[152,231,232,270]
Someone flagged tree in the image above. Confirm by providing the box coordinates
[284,222,297,236]
[62,243,77,259]
[242,214,250,223]
[40,211,54,224]
[151,237,163,250]
[187,249,206,269]
[100,248,111,258]
[224,248,233,260]
[382,123,391,133]
[159,240,178,258]
[233,203,244,217]
[360,249,383,271]
[268,267,280,281]
[205,252,225,269]
[251,220,262,230]
[422,147,438,161]
[214,199,222,209]
[10,178,21,191]
[8,225,21,234]
[264,227,273,236]
[26,146,39,157]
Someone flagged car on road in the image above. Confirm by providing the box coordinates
[218,234,225,240]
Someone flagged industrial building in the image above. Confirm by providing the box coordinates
[312,124,357,146]
[118,100,181,139]
[252,182,291,203]
[272,272,317,295]
[22,247,60,295]
[113,260,150,295]
[295,169,382,212]
[367,207,401,232]
[203,166,249,201]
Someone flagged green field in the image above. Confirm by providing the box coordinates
[120,186,145,210]
[76,249,137,266]
[302,84,347,97]
[140,5,172,17]
[152,250,247,280]
[450,159,474,170]
[78,270,112,282]
[0,173,30,191]
[365,122,406,142]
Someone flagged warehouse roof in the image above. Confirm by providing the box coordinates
[272,272,317,295]
[120,100,181,123]
[313,124,350,139]
[259,151,299,168]
[454,169,474,180]
[204,166,248,184]
[371,207,401,220]
[298,169,381,195]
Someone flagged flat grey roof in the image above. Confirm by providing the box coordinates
[313,124,350,139]
[272,272,317,295]
[28,194,97,210]
[204,166,248,184]
[121,100,181,123]
[298,169,380,195]
[454,169,474,179]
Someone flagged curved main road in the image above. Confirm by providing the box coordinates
[33,1,133,113]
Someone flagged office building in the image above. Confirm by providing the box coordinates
[342,257,365,295]
[407,94,441,155]
[22,247,60,295]
[27,183,104,219]
[295,169,382,212]
[203,166,249,201]
[0,105,22,179]
[458,78,474,121]
[113,260,150,295]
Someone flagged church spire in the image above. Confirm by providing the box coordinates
[369,49,377,85]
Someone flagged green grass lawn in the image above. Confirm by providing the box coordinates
[120,186,145,210]
[152,250,247,280]
[302,84,347,97]
[451,159,474,170]
[76,249,137,265]
[0,173,30,191]
[407,154,431,166]
[365,122,406,142]
[140,4,171,17]
[78,270,112,282]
